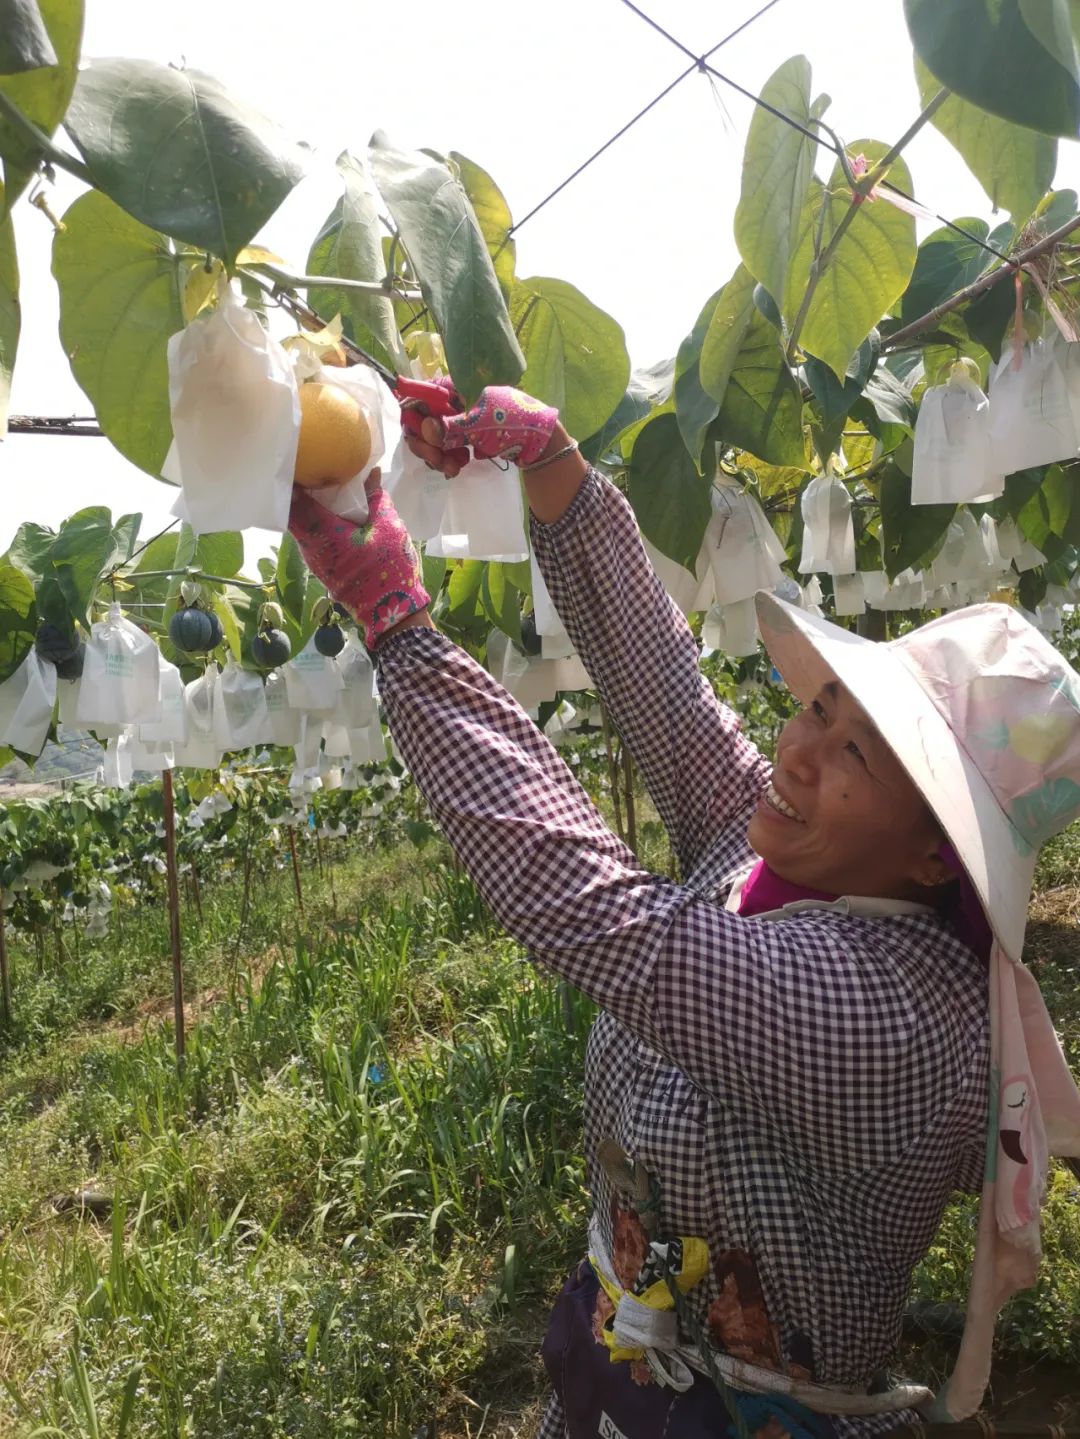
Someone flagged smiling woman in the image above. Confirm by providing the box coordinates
[746,681,952,903]
[286,383,1080,1439]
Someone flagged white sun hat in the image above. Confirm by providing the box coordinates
[754,592,1080,1421]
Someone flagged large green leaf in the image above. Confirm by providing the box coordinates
[879,464,955,578]
[49,505,130,626]
[785,144,917,380]
[307,150,403,372]
[734,56,825,313]
[52,190,183,476]
[915,57,1055,219]
[627,412,712,569]
[712,309,804,467]
[275,531,306,629]
[481,561,523,647]
[699,264,757,406]
[0,561,35,683]
[64,59,308,263]
[4,518,54,580]
[804,335,877,428]
[0,0,57,74]
[368,133,524,404]
[905,0,1080,138]
[509,277,629,439]
[674,286,724,472]
[0,0,82,212]
[0,191,17,437]
[194,530,243,579]
[449,151,515,302]
[900,218,994,324]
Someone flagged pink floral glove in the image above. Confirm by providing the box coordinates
[288,488,429,648]
[418,382,559,468]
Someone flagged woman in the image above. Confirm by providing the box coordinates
[288,386,1080,1439]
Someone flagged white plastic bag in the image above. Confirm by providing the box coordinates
[127,736,174,773]
[705,482,786,604]
[349,715,388,765]
[213,662,268,750]
[102,731,134,789]
[57,675,82,730]
[328,639,376,729]
[912,364,1001,505]
[384,443,449,541]
[282,635,345,713]
[77,604,161,729]
[0,650,56,755]
[832,573,865,617]
[799,475,855,575]
[995,516,1046,572]
[165,281,300,533]
[321,720,352,758]
[642,537,714,616]
[701,598,759,657]
[427,458,529,561]
[928,511,991,594]
[137,660,187,745]
[262,668,303,746]
[172,673,222,769]
[988,340,1077,475]
[298,361,401,526]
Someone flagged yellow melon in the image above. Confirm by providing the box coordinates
[294,382,372,488]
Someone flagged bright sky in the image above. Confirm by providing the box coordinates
[4,0,1080,565]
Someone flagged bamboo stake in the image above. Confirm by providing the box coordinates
[0,904,11,1027]
[162,770,186,1064]
[622,743,638,857]
[287,826,305,914]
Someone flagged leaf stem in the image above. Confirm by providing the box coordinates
[883,209,1080,351]
[0,92,92,186]
[785,90,947,364]
[246,260,421,301]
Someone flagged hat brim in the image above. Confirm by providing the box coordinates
[754,592,1034,960]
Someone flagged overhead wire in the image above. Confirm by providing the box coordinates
[616,0,1017,268]
[506,0,785,236]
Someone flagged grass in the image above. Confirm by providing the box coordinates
[0,798,1078,1435]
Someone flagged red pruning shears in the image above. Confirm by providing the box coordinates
[342,339,471,469]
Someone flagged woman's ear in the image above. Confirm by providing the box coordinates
[912,852,954,889]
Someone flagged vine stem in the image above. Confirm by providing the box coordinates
[785,89,948,364]
[0,91,91,186]
[883,209,1080,350]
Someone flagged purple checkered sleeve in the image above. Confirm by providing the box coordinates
[530,469,771,875]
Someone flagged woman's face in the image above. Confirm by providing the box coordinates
[746,678,951,900]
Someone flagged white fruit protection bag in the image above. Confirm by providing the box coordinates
[0,650,56,756]
[328,639,377,729]
[988,340,1078,476]
[297,362,402,526]
[706,482,787,604]
[77,604,162,729]
[172,673,222,770]
[213,662,268,750]
[798,474,856,576]
[912,362,1001,505]
[164,281,300,534]
[282,636,345,713]
[137,660,187,745]
[262,669,303,746]
[427,458,529,562]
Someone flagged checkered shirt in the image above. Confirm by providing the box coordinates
[376,470,990,1439]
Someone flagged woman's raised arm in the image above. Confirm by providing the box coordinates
[409,391,770,877]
